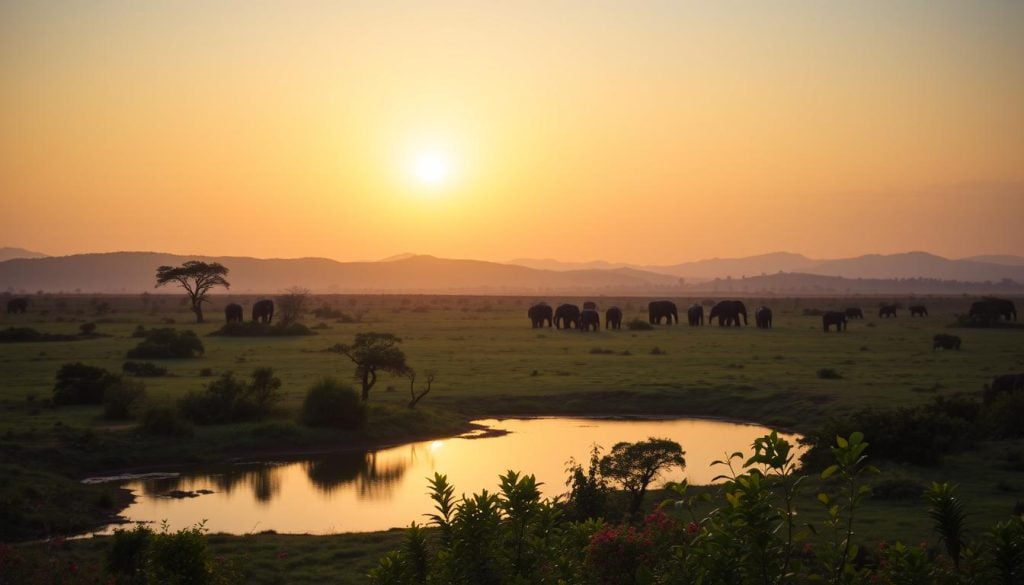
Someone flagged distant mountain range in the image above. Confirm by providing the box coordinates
[1,250,1022,295]
[510,251,1024,283]
[0,247,48,262]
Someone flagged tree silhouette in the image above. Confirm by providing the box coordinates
[600,437,685,520]
[154,261,230,323]
[330,332,411,401]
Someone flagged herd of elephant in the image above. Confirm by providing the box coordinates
[527,296,1019,333]
[528,300,774,331]
[225,300,275,323]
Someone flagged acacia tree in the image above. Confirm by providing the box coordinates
[276,286,312,327]
[154,261,230,323]
[600,437,686,520]
[330,332,412,401]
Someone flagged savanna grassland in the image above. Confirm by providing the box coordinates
[3,293,1023,582]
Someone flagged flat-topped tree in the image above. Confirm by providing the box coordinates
[154,261,230,323]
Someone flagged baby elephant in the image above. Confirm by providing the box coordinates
[932,334,961,351]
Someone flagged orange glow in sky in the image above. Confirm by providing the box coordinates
[1,2,1022,263]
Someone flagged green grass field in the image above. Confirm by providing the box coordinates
[3,293,1023,581]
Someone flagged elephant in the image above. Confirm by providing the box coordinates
[969,298,1017,322]
[579,309,600,332]
[986,373,1024,403]
[755,306,773,329]
[224,303,244,323]
[605,306,623,330]
[554,304,581,330]
[583,301,597,311]
[687,304,704,326]
[709,300,748,327]
[648,300,678,325]
[909,305,928,317]
[844,308,864,320]
[878,305,898,318]
[822,311,847,332]
[528,303,553,328]
[252,299,274,323]
[932,334,961,351]
[5,298,28,314]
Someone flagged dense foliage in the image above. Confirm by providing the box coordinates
[52,362,121,405]
[178,368,282,424]
[371,432,1024,585]
[126,328,204,359]
[300,378,367,429]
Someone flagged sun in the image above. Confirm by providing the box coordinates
[410,149,454,187]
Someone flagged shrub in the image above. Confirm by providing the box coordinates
[650,347,667,355]
[52,362,120,405]
[0,327,79,343]
[208,321,315,337]
[178,368,282,424]
[872,478,927,500]
[127,328,204,359]
[301,378,367,429]
[139,405,193,437]
[122,361,168,377]
[817,368,843,379]
[626,319,654,331]
[79,322,97,335]
[103,379,147,420]
[108,522,219,585]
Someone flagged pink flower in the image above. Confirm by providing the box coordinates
[686,521,700,534]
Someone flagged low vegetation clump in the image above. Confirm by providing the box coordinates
[107,522,230,585]
[208,321,315,337]
[139,405,194,437]
[370,432,1024,585]
[626,319,653,331]
[178,368,283,424]
[126,328,204,359]
[122,361,168,377]
[817,368,843,379]
[103,379,147,420]
[0,327,83,343]
[589,347,616,355]
[52,362,121,405]
[300,378,367,429]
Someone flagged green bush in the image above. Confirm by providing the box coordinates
[301,378,367,429]
[139,405,193,437]
[817,368,843,379]
[178,368,282,424]
[52,362,121,405]
[108,522,222,585]
[126,328,204,359]
[208,321,315,337]
[103,379,147,420]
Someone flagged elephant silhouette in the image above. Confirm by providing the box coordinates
[932,334,961,351]
[969,298,1017,321]
[528,303,553,328]
[579,309,600,332]
[878,305,898,318]
[554,304,581,330]
[755,306,773,329]
[224,303,244,323]
[5,298,28,314]
[583,301,597,311]
[909,305,928,317]
[844,308,864,320]
[687,304,704,326]
[605,306,623,330]
[709,300,747,327]
[822,311,847,332]
[252,299,274,323]
[648,300,678,325]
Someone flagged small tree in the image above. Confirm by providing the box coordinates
[276,286,311,327]
[154,261,230,323]
[407,369,436,409]
[330,332,411,401]
[600,437,685,520]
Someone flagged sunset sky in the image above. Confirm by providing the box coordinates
[2,1,1022,264]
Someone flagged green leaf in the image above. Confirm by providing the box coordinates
[820,465,839,480]
[817,493,830,505]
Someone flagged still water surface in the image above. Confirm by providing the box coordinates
[94,417,803,535]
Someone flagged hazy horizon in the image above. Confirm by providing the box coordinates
[3,2,1023,264]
